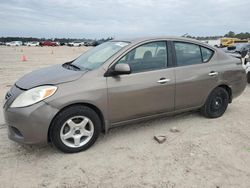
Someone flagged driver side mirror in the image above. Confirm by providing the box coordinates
[114,64,131,74]
[105,63,131,76]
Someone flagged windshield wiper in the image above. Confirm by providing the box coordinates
[63,62,81,71]
[68,63,81,70]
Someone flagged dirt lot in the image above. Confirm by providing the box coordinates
[0,46,250,188]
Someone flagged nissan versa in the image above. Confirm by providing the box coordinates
[3,37,247,153]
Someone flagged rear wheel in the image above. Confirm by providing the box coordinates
[201,87,229,118]
[50,105,101,153]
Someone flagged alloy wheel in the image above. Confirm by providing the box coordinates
[60,116,94,148]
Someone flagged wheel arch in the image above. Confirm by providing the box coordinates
[202,84,232,107]
[48,102,106,142]
[217,84,232,103]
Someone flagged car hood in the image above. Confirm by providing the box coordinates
[15,64,86,90]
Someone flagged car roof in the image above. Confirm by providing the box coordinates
[112,36,216,50]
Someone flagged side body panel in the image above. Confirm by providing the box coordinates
[107,69,175,124]
[174,48,246,110]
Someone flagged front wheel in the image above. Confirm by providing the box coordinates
[50,105,101,153]
[201,87,229,118]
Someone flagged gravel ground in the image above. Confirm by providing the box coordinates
[0,46,250,188]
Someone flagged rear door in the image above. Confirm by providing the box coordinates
[172,41,217,110]
[107,41,175,124]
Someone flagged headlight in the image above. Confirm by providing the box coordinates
[10,85,57,108]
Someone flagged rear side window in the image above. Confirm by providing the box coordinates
[201,47,213,62]
[174,42,214,66]
[174,42,202,66]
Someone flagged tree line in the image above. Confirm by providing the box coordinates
[224,31,250,39]
[185,31,250,40]
[1,32,250,42]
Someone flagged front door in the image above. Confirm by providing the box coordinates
[107,41,175,123]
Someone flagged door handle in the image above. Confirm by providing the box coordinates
[157,78,171,84]
[208,71,218,76]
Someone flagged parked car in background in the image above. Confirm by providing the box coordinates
[91,41,101,46]
[0,42,5,45]
[40,41,59,46]
[240,51,250,83]
[220,43,250,83]
[3,37,247,153]
[59,42,66,46]
[84,41,99,46]
[68,41,85,47]
[84,41,92,46]
[223,43,250,54]
[26,41,40,47]
[5,41,22,46]
[226,52,250,83]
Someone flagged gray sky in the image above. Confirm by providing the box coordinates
[0,0,249,39]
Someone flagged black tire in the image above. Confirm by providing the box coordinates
[50,105,101,153]
[201,87,229,118]
[247,72,250,83]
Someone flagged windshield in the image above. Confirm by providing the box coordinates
[72,41,129,70]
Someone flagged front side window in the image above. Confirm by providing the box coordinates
[72,41,129,70]
[174,42,202,66]
[117,41,168,73]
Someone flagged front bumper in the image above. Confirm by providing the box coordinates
[4,98,59,145]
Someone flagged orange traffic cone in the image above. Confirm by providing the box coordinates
[22,55,27,61]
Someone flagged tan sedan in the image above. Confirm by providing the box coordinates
[3,37,247,153]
